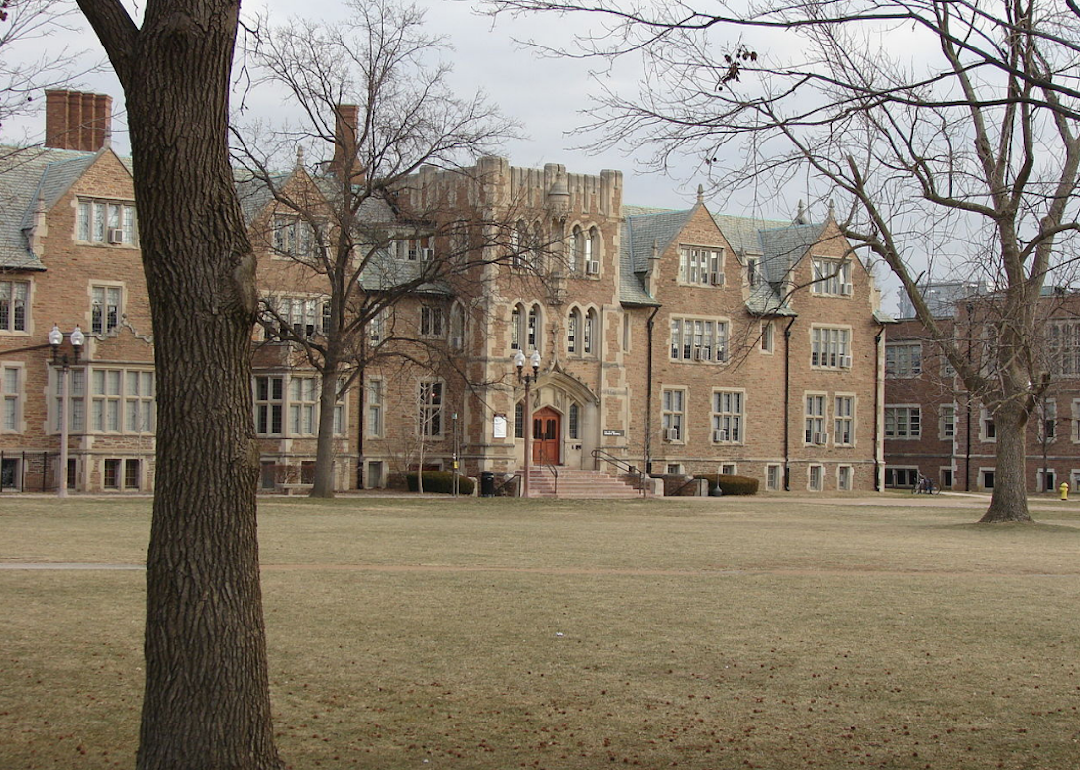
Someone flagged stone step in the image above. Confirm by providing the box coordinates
[523,469,644,498]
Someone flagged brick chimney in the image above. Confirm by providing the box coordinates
[45,90,112,152]
[330,104,362,182]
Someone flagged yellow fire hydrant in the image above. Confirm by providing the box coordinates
[1060,481,1069,501]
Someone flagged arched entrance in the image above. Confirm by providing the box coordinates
[532,406,561,465]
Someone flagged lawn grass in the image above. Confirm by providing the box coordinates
[2,494,1080,769]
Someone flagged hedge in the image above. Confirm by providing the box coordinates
[405,471,475,495]
[694,473,759,495]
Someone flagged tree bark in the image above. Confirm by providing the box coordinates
[980,398,1034,523]
[311,357,340,497]
[76,1,283,768]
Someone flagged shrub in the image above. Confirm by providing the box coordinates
[386,472,410,491]
[405,471,475,495]
[695,473,759,496]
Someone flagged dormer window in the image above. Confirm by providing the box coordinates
[396,236,433,261]
[811,257,852,296]
[77,199,137,245]
[680,246,723,286]
[747,257,760,287]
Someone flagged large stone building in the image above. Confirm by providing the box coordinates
[0,91,894,494]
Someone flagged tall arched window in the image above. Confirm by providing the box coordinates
[584,308,598,355]
[568,403,580,439]
[527,305,541,352]
[449,302,466,349]
[511,220,527,268]
[567,307,582,354]
[571,226,584,273]
[511,304,522,350]
[530,221,544,270]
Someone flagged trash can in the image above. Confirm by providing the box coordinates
[480,471,496,498]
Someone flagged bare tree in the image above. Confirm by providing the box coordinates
[0,0,87,137]
[234,0,528,497]
[491,0,1080,523]
[74,1,281,768]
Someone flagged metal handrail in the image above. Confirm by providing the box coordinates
[671,476,700,497]
[591,448,648,496]
[539,460,558,496]
[534,446,559,497]
[494,472,521,497]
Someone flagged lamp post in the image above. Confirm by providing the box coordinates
[49,324,84,498]
[451,411,459,498]
[514,349,541,498]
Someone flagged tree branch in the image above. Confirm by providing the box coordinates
[74,0,139,87]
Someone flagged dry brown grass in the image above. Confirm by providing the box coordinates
[2,494,1080,769]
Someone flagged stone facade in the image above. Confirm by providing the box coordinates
[1,92,892,494]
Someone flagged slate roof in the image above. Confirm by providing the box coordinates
[235,168,450,294]
[619,204,824,315]
[0,146,103,271]
[235,168,398,228]
[235,169,290,226]
[619,206,693,305]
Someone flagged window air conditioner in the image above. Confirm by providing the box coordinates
[841,283,853,296]
[586,260,600,275]
[710,271,725,286]
[421,248,434,261]
[693,347,706,361]
[665,428,679,441]
[814,432,829,445]
[841,355,853,368]
[107,228,125,244]
[713,429,728,442]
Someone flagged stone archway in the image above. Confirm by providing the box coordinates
[526,368,600,470]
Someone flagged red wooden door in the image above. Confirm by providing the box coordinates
[532,406,561,465]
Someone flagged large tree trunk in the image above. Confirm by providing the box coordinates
[981,399,1034,524]
[76,2,283,768]
[311,361,340,497]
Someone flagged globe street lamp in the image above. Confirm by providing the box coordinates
[49,324,84,498]
[514,348,541,498]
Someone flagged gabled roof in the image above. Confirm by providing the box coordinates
[623,207,693,273]
[234,167,397,228]
[0,146,104,271]
[758,222,827,284]
[235,169,292,226]
[619,203,825,315]
[236,167,446,293]
[710,213,786,256]
[619,206,693,305]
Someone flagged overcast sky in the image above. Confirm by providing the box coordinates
[6,0,728,210]
[4,0,903,308]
